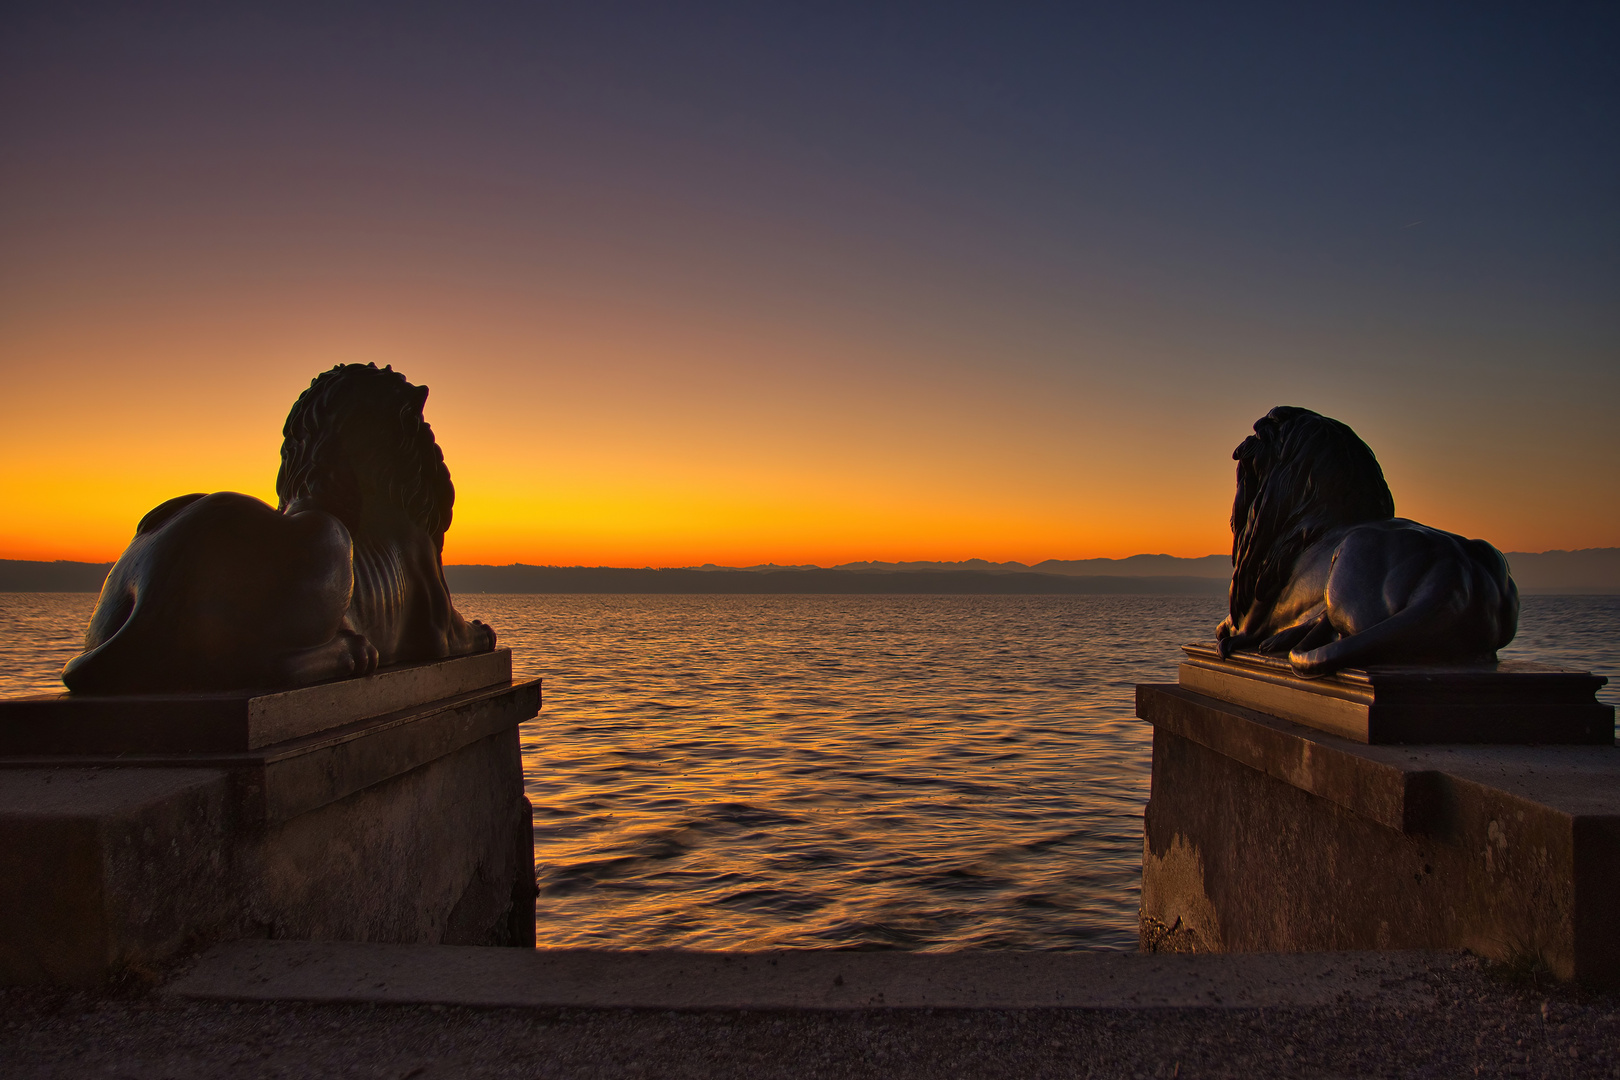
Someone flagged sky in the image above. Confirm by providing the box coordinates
[2,2,1616,567]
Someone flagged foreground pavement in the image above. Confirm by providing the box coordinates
[164,941,1447,1010]
[4,944,1619,1078]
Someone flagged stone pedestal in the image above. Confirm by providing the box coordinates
[1178,644,1612,744]
[1138,649,1619,985]
[0,650,540,987]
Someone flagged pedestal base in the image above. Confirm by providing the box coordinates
[1137,684,1620,985]
[0,656,540,986]
[1179,644,1611,744]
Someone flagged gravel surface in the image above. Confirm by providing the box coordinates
[4,955,1620,1078]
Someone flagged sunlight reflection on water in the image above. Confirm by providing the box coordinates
[458,594,1224,951]
[2,591,1616,950]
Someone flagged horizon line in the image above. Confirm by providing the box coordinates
[4,546,1620,570]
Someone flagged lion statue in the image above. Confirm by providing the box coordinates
[62,364,495,693]
[1214,406,1518,677]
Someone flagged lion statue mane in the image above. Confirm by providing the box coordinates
[62,364,495,693]
[1214,406,1518,677]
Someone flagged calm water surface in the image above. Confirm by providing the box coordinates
[3,592,1616,951]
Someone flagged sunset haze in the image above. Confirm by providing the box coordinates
[4,4,1616,567]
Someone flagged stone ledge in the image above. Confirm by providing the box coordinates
[1137,684,1620,835]
[164,940,1450,1010]
[0,768,233,985]
[1138,684,1620,982]
[1178,644,1612,745]
[0,650,514,754]
[0,680,540,825]
[0,765,227,819]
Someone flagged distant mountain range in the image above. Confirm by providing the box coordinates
[7,549,1617,594]
[687,554,1234,578]
[442,566,1227,595]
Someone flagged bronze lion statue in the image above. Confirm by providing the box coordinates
[62,364,495,693]
[1215,406,1518,677]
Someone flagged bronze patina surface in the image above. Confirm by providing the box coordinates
[61,364,495,693]
[1215,406,1519,677]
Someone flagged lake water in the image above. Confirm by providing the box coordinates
[2,592,1616,951]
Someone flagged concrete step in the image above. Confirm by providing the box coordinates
[163,941,1453,1010]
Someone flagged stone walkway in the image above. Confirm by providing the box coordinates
[164,941,1447,1010]
[4,947,1619,1078]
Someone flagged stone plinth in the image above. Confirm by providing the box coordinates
[1137,681,1620,985]
[1179,645,1612,744]
[0,651,540,987]
[0,650,515,754]
[165,939,1450,1010]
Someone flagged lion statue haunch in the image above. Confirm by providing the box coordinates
[1214,406,1518,677]
[61,364,495,693]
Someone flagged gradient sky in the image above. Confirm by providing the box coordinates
[3,3,1616,566]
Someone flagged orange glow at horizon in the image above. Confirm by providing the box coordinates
[3,280,1615,569]
[4,4,1617,573]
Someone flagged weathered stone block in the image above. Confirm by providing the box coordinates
[0,650,515,754]
[0,659,539,987]
[1138,684,1620,985]
[0,768,233,985]
[240,727,536,947]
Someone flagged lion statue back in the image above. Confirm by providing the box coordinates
[62,364,493,694]
[1217,406,1518,676]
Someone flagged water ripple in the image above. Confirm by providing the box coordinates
[2,592,1615,950]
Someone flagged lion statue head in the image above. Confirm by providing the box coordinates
[276,363,455,548]
[1229,406,1395,627]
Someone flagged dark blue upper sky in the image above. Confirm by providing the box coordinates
[3,2,1616,561]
